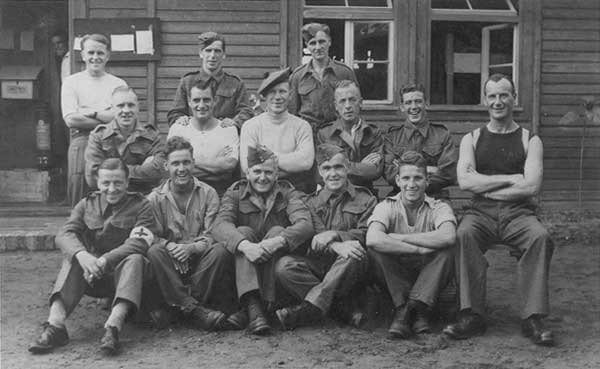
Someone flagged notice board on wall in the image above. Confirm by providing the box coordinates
[73,18,160,61]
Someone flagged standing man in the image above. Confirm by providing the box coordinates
[366,151,456,339]
[85,86,165,194]
[212,145,314,335]
[29,158,157,355]
[289,23,358,133]
[383,84,457,199]
[62,34,127,206]
[168,81,239,196]
[275,145,376,330]
[167,31,253,129]
[317,80,384,193]
[443,74,554,346]
[240,68,315,193]
[147,137,242,331]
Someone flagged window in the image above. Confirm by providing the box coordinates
[429,0,520,105]
[303,1,394,104]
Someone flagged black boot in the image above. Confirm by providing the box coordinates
[244,292,271,335]
[276,301,323,330]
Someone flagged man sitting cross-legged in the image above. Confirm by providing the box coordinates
[366,151,456,339]
[146,136,242,331]
[29,158,158,355]
[275,144,377,330]
[211,145,314,335]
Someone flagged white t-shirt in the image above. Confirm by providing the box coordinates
[61,70,127,119]
[168,121,239,163]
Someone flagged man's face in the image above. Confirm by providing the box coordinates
[166,149,194,188]
[265,81,290,114]
[318,153,349,193]
[395,164,428,205]
[97,168,128,204]
[51,35,68,58]
[188,87,215,120]
[112,90,139,131]
[401,91,427,125]
[306,31,331,62]
[200,40,225,73]
[247,160,278,194]
[335,86,361,124]
[484,78,515,122]
[81,39,109,73]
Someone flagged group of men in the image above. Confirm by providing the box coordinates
[30,22,555,356]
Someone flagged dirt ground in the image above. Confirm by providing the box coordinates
[1,217,599,369]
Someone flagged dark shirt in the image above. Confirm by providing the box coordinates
[167,69,254,128]
[475,126,531,175]
[384,119,457,197]
[317,118,384,190]
[85,120,165,194]
[289,58,357,130]
[211,180,314,254]
[55,191,156,270]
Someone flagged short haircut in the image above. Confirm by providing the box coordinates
[400,83,426,103]
[97,157,129,178]
[483,73,516,95]
[80,33,110,50]
[189,79,216,98]
[335,80,361,99]
[396,151,427,175]
[165,136,194,159]
[112,85,137,98]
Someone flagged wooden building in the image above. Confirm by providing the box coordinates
[1,0,598,209]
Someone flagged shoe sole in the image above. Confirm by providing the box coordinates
[275,309,291,330]
[99,345,118,356]
[29,339,68,354]
[443,326,486,340]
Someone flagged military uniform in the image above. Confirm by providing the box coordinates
[289,59,358,131]
[166,69,253,128]
[51,191,158,316]
[317,119,384,191]
[85,120,165,194]
[211,179,314,303]
[383,120,457,198]
[275,183,376,313]
[146,178,237,314]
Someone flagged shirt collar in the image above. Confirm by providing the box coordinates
[385,193,436,208]
[198,68,224,83]
[101,119,148,140]
[156,177,205,196]
[403,119,430,138]
[331,118,367,135]
[240,180,283,201]
[317,182,356,203]
[302,57,336,79]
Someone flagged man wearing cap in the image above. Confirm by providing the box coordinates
[212,145,314,335]
[289,23,358,132]
[366,151,456,339]
[317,80,384,193]
[240,68,315,193]
[383,84,457,199]
[85,86,165,194]
[274,144,376,330]
[167,31,253,129]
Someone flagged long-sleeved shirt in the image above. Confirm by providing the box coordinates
[211,180,314,254]
[146,178,220,251]
[317,118,384,190]
[166,68,253,128]
[306,182,378,247]
[85,120,165,194]
[55,191,156,270]
[383,120,458,197]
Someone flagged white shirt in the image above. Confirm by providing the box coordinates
[168,121,239,163]
[61,70,127,119]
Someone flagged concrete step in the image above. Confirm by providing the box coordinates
[0,216,66,252]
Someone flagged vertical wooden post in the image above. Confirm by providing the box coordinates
[69,0,87,75]
[531,2,542,136]
[280,0,288,69]
[445,33,454,104]
[147,0,157,127]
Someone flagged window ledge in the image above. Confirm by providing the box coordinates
[362,104,398,111]
[427,105,524,112]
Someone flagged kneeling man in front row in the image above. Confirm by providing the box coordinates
[366,151,456,339]
[29,158,157,355]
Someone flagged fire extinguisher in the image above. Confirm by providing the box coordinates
[35,104,51,170]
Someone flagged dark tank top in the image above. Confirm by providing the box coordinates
[474,126,532,175]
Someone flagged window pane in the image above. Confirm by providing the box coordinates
[431,0,469,9]
[353,22,389,61]
[302,19,345,64]
[348,0,389,7]
[305,0,346,6]
[490,26,513,65]
[355,63,388,100]
[470,0,510,10]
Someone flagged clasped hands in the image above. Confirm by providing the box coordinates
[311,231,366,261]
[76,251,108,284]
[238,237,286,264]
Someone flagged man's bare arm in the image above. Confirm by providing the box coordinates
[387,221,455,250]
[366,222,433,255]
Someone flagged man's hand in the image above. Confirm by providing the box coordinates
[330,241,366,261]
[238,240,271,263]
[166,242,194,263]
[361,152,382,165]
[220,118,237,128]
[311,231,339,253]
[427,166,439,176]
[216,145,233,158]
[174,115,191,126]
[142,155,155,166]
[76,251,103,282]
[259,236,285,255]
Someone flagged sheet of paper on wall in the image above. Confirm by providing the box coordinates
[111,34,135,52]
[73,37,83,51]
[20,31,34,51]
[135,30,153,55]
[0,29,15,49]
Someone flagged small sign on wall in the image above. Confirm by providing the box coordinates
[0,65,42,100]
[2,81,34,99]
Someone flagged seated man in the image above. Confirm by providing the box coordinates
[29,158,157,355]
[317,80,384,193]
[240,68,315,194]
[212,145,314,335]
[444,74,554,346]
[85,86,165,194]
[366,151,456,339]
[147,136,242,331]
[168,81,239,196]
[275,144,377,330]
